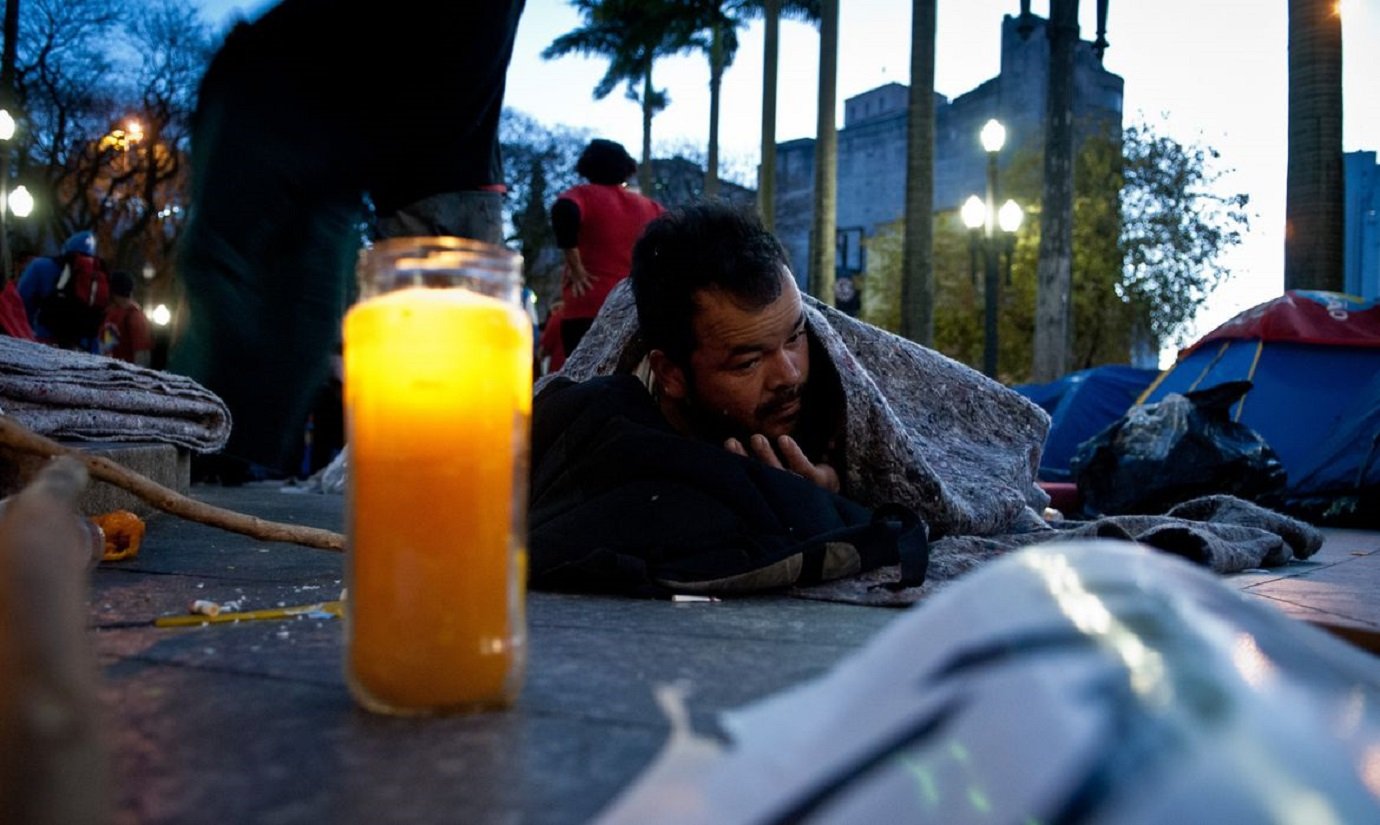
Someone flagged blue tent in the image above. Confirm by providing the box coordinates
[1139,291,1380,496]
[1291,369,1380,494]
[1015,365,1159,481]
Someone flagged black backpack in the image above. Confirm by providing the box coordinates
[38,251,111,346]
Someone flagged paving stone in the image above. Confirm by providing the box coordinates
[83,483,1380,824]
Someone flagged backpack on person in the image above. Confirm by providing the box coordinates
[37,251,110,346]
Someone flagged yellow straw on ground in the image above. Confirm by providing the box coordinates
[154,600,343,628]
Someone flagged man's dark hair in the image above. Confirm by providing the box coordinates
[576,139,637,185]
[630,203,791,366]
[109,270,135,298]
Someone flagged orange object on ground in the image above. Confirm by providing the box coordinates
[92,510,146,561]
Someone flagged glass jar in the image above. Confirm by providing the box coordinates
[343,237,530,715]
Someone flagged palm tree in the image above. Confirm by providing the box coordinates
[900,0,936,345]
[807,0,838,305]
[675,1,745,199]
[1285,0,1343,292]
[758,0,818,230]
[674,1,818,210]
[543,0,690,195]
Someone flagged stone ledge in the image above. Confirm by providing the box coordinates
[0,441,190,517]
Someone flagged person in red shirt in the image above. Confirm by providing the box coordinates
[99,271,153,366]
[537,300,568,374]
[551,139,664,355]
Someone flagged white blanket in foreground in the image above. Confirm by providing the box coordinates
[596,541,1380,824]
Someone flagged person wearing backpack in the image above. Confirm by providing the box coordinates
[17,231,111,351]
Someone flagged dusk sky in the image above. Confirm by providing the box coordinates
[197,0,1379,360]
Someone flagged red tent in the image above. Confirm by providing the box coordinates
[1180,290,1380,354]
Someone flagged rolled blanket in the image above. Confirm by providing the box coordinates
[0,337,231,452]
[796,494,1325,606]
[542,281,1053,538]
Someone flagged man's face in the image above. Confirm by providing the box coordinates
[656,271,810,443]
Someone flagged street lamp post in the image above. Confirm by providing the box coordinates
[998,198,1024,287]
[979,118,1006,378]
[961,194,986,289]
[0,107,14,284]
[962,119,1024,379]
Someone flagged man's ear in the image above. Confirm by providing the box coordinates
[648,349,688,401]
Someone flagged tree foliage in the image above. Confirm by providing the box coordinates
[7,0,213,285]
[543,0,698,193]
[1119,122,1250,348]
[862,120,1249,382]
[669,1,817,197]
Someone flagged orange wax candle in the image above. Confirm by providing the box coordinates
[343,285,531,714]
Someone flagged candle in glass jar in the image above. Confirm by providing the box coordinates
[344,285,530,714]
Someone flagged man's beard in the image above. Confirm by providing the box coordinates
[677,381,805,446]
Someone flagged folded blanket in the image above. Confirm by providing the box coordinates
[0,337,231,452]
[543,282,1053,538]
[796,495,1324,606]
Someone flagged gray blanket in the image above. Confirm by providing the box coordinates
[0,337,231,452]
[547,283,1323,605]
[796,494,1323,605]
[545,282,1054,538]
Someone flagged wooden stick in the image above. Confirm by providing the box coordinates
[0,416,345,552]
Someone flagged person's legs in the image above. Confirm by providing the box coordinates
[560,317,596,355]
[171,61,363,473]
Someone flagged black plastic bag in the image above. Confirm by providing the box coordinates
[1071,381,1287,516]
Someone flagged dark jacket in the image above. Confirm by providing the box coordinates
[529,375,928,597]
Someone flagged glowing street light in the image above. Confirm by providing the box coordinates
[980,118,1007,154]
[961,195,987,230]
[150,304,172,327]
[100,118,145,153]
[8,185,33,218]
[0,110,13,142]
[998,199,1024,233]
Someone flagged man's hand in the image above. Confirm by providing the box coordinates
[566,263,596,297]
[725,434,840,493]
[562,248,597,297]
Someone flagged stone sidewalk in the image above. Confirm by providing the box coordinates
[90,483,1380,823]
[92,484,897,824]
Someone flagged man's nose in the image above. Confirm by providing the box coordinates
[766,348,803,387]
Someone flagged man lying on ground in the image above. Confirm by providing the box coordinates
[528,204,1048,595]
[529,203,1322,601]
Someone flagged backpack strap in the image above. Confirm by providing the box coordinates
[55,258,73,292]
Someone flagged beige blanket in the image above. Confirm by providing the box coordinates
[0,337,231,452]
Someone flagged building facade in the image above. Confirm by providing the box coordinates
[1344,151,1379,300]
[773,13,1124,292]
